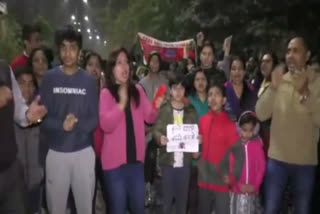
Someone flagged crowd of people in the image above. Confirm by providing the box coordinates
[0,23,320,214]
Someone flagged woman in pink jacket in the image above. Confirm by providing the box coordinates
[99,47,164,214]
[220,111,266,214]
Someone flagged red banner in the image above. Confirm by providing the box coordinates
[138,32,196,64]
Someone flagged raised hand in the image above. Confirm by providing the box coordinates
[223,35,232,56]
[196,32,205,46]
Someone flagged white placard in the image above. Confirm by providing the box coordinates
[166,124,199,152]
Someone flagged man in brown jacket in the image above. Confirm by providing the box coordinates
[256,37,320,214]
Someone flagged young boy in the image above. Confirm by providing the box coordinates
[40,25,98,214]
[153,72,197,214]
[11,24,42,71]
[14,67,36,104]
[14,67,43,214]
[196,83,239,214]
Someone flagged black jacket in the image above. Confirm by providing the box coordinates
[0,60,17,172]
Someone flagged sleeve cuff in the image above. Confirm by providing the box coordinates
[304,92,317,113]
[16,105,29,127]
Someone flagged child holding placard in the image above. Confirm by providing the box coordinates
[153,72,198,214]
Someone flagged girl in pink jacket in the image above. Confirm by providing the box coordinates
[220,111,266,214]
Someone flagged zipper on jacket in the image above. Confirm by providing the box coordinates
[206,116,215,161]
[245,144,249,184]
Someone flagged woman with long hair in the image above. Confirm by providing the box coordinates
[99,47,164,214]
[28,47,53,88]
[225,56,257,121]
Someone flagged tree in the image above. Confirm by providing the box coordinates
[170,0,319,57]
[94,0,191,53]
[0,13,54,63]
[0,14,22,63]
[34,15,54,48]
[176,0,290,55]
[94,0,319,58]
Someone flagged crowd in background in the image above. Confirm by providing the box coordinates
[0,23,320,214]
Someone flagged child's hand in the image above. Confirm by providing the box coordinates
[197,135,203,144]
[160,136,168,146]
[154,96,165,109]
[222,175,230,185]
[192,152,200,159]
[240,184,255,193]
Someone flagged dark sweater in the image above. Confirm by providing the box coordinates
[125,104,137,163]
[40,66,98,152]
[0,60,17,171]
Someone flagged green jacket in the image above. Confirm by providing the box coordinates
[153,102,197,167]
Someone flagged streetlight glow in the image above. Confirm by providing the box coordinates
[96,35,100,40]
[73,22,77,25]
[87,28,91,33]
[83,0,88,3]
[89,36,92,40]
[84,16,89,21]
[78,22,81,25]
[71,15,76,20]
[77,28,81,32]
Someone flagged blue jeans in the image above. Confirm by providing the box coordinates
[103,163,145,214]
[264,159,316,214]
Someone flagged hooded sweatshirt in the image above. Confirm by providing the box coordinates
[220,136,266,194]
